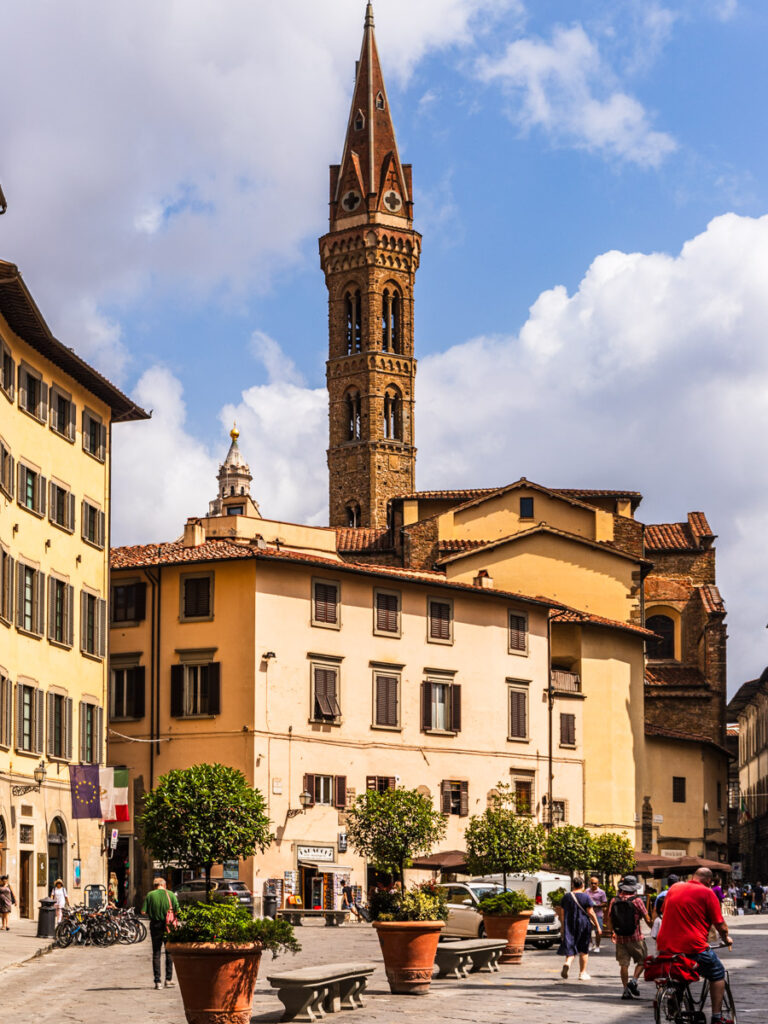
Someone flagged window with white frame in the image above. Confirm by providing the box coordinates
[421,678,461,733]
[303,773,347,807]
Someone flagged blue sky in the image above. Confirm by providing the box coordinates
[2,0,768,688]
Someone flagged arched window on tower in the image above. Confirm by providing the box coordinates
[376,92,386,111]
[646,614,676,660]
[345,288,362,354]
[346,503,361,527]
[383,386,402,441]
[381,286,402,353]
[345,389,362,441]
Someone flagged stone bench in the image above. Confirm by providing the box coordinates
[276,909,350,927]
[434,938,508,979]
[267,962,376,1022]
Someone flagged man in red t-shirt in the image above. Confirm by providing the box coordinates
[657,868,733,1024]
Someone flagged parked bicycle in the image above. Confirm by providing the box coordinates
[648,943,736,1024]
[55,904,146,948]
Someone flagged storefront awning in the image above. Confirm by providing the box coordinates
[298,860,351,873]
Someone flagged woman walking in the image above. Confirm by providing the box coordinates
[50,878,69,925]
[0,875,15,930]
[559,877,601,981]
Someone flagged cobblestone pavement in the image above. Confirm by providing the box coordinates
[0,915,763,1023]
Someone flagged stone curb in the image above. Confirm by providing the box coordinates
[0,939,55,974]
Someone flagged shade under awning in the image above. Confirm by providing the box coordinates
[298,860,351,873]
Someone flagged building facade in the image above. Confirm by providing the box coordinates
[729,669,768,880]
[0,258,146,918]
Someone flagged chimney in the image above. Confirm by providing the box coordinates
[473,569,494,589]
[183,518,206,549]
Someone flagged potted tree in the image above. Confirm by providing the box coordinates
[547,886,568,927]
[346,787,447,994]
[464,788,545,963]
[140,763,284,1024]
[544,825,595,881]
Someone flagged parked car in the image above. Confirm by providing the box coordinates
[450,871,571,949]
[175,878,254,914]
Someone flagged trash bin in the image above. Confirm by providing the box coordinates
[263,895,278,919]
[37,897,57,938]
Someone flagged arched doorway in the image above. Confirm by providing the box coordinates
[47,817,67,892]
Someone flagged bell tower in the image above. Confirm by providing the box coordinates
[321,2,420,530]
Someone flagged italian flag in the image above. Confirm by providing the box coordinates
[101,768,130,822]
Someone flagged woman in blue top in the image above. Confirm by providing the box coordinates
[558,877,602,981]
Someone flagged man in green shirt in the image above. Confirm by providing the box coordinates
[142,878,180,989]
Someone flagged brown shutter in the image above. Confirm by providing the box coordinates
[132,667,146,719]
[17,367,26,410]
[66,585,74,647]
[6,677,15,748]
[40,382,48,423]
[376,592,398,632]
[99,424,107,460]
[79,701,87,762]
[440,780,452,814]
[303,774,316,806]
[560,713,576,746]
[67,492,75,532]
[170,665,184,717]
[48,480,55,522]
[95,706,104,764]
[314,582,338,624]
[97,511,106,549]
[387,777,396,790]
[46,691,55,757]
[450,684,462,732]
[34,688,45,755]
[64,698,73,760]
[68,400,77,441]
[429,600,451,640]
[97,598,107,657]
[334,775,347,809]
[509,613,527,651]
[366,776,377,791]
[16,564,25,628]
[37,476,47,517]
[47,576,55,640]
[421,681,432,731]
[375,675,398,728]
[35,572,46,636]
[510,690,527,738]
[15,684,24,751]
[459,781,469,817]
[207,662,221,715]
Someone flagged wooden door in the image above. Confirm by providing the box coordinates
[19,851,32,918]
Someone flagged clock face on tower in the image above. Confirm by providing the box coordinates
[383,189,402,213]
[341,190,362,212]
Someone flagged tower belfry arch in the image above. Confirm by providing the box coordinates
[321,2,420,530]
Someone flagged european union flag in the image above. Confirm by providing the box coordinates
[69,765,102,819]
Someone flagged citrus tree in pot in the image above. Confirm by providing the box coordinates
[464,786,545,964]
[345,787,447,995]
[140,763,286,1024]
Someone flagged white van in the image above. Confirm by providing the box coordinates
[467,871,571,949]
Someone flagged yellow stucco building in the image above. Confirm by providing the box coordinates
[0,258,147,918]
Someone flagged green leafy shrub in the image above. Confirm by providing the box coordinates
[547,887,567,908]
[168,902,300,956]
[346,788,446,882]
[371,882,448,922]
[477,890,534,916]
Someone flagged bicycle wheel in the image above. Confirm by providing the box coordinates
[54,921,73,949]
[722,978,737,1023]
[134,919,147,942]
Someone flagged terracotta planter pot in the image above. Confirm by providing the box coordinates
[373,920,444,994]
[168,942,262,1024]
[482,910,533,964]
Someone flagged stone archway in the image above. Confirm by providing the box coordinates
[47,817,67,892]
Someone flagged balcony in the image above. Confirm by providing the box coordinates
[551,669,582,694]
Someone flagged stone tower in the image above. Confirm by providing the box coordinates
[321,2,420,530]
[208,425,260,518]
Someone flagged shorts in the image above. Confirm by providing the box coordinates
[692,948,725,982]
[616,939,648,967]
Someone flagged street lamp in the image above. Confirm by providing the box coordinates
[12,760,47,796]
[287,790,314,819]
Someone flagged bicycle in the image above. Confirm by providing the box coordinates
[651,943,736,1024]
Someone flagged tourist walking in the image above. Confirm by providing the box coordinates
[341,882,361,922]
[558,876,601,981]
[0,875,15,930]
[50,878,69,925]
[141,877,180,990]
[752,881,764,914]
[607,874,651,1001]
[588,876,607,951]
[654,874,680,920]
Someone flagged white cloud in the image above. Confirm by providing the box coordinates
[477,24,677,166]
[0,0,515,380]
[250,330,304,387]
[713,0,738,21]
[113,213,768,688]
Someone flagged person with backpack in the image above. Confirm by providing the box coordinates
[607,874,651,1000]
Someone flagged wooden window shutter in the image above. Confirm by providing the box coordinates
[459,781,469,817]
[97,598,107,657]
[135,582,147,621]
[429,600,451,640]
[15,684,24,751]
[133,667,146,719]
[46,691,55,757]
[366,776,377,791]
[560,713,575,746]
[79,702,87,762]
[387,777,396,790]
[509,613,527,651]
[18,367,26,411]
[334,775,347,809]
[303,774,316,806]
[376,592,398,632]
[207,662,221,715]
[80,591,88,651]
[314,582,338,624]
[48,480,55,521]
[375,675,398,728]
[47,576,55,640]
[450,684,462,733]
[40,381,48,423]
[64,698,73,761]
[510,690,527,738]
[68,400,77,441]
[66,585,74,647]
[421,681,432,731]
[34,688,45,755]
[38,475,47,517]
[35,572,46,636]
[99,423,107,460]
[97,511,106,549]
[80,499,87,542]
[67,492,75,532]
[15,564,25,628]
[4,677,12,747]
[95,706,104,764]
[440,780,452,814]
[170,665,185,717]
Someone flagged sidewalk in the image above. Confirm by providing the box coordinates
[0,918,54,974]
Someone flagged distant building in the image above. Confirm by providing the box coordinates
[0,259,147,919]
[729,669,768,879]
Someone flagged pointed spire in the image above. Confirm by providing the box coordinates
[330,3,411,225]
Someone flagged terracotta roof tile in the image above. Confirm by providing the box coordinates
[335,527,393,552]
[645,722,729,756]
[698,584,725,616]
[645,665,709,689]
[437,539,489,554]
[111,538,255,569]
[558,488,643,505]
[688,512,714,539]
[645,514,717,552]
[552,607,656,639]
[395,488,498,502]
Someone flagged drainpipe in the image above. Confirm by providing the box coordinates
[547,611,554,830]
[144,568,158,790]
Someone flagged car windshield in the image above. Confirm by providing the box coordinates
[467,884,504,900]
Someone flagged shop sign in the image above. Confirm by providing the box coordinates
[661,849,686,858]
[297,845,334,862]
[732,862,742,880]
[338,832,348,853]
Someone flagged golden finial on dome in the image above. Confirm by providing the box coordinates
[230,422,240,442]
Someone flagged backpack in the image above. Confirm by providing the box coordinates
[611,897,638,937]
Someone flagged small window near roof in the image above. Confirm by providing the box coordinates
[519,496,534,519]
